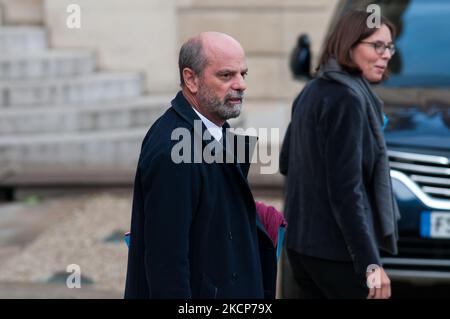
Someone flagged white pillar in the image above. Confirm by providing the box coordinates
[0,0,44,25]
[43,0,179,94]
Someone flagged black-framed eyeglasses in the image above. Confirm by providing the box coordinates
[360,41,396,56]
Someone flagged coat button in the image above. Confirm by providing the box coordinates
[232,272,238,281]
[228,231,233,240]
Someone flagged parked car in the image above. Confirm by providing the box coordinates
[283,0,450,297]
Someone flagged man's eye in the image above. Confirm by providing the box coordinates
[242,72,248,79]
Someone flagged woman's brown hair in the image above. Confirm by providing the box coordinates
[317,10,396,79]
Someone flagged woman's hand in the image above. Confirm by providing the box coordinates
[366,266,391,299]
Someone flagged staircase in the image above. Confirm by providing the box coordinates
[0,26,171,188]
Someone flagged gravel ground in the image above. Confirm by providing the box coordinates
[0,191,283,298]
[3,191,449,299]
[0,193,132,295]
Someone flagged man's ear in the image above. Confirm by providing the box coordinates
[182,68,199,94]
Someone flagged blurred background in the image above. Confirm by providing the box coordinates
[0,0,338,298]
[3,0,449,300]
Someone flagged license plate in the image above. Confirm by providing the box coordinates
[421,211,450,239]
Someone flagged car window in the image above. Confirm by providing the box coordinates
[348,0,450,87]
[388,0,450,87]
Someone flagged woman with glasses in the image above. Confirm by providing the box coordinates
[280,10,400,299]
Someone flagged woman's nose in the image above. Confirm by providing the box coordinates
[381,48,392,60]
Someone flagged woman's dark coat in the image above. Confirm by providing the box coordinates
[280,78,383,274]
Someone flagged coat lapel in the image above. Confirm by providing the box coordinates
[171,91,267,235]
[171,91,257,185]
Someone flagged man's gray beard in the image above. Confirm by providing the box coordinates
[198,83,242,121]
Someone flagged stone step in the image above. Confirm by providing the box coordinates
[0,72,145,107]
[0,121,253,171]
[0,50,96,80]
[0,27,47,55]
[0,113,245,170]
[0,95,170,134]
[0,128,147,169]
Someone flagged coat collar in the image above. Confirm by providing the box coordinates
[170,91,257,178]
[171,92,271,245]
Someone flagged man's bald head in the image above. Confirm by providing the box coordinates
[178,32,244,86]
[179,32,247,126]
[200,31,244,56]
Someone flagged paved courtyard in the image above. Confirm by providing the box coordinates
[0,192,131,298]
[0,190,283,299]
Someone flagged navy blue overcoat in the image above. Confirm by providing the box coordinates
[124,92,277,299]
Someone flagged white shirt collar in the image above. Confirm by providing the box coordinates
[192,108,223,142]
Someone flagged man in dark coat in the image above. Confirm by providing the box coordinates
[124,32,277,299]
